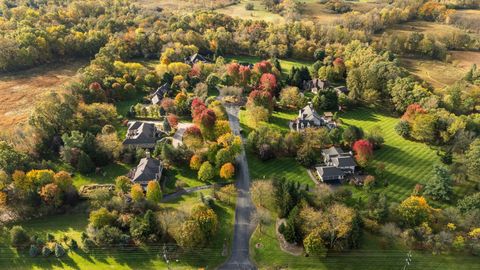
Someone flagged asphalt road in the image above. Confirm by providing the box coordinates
[218,106,257,270]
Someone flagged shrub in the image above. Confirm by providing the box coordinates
[245,2,254,10]
[10,226,30,248]
[395,120,411,138]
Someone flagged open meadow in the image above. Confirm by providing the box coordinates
[0,60,86,130]
[400,50,480,89]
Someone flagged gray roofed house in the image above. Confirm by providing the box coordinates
[315,166,345,182]
[123,122,161,149]
[303,79,329,94]
[185,53,210,65]
[331,156,356,174]
[151,83,169,105]
[129,157,163,187]
[322,146,345,162]
[295,104,324,130]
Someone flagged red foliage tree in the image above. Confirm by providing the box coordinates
[402,103,427,122]
[227,62,240,77]
[198,109,217,129]
[353,139,374,166]
[89,82,103,91]
[253,60,272,75]
[239,65,251,86]
[259,73,277,93]
[167,113,179,128]
[247,90,273,112]
[161,98,176,113]
[191,98,207,119]
[185,126,202,137]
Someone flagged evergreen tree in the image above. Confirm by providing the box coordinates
[424,165,453,201]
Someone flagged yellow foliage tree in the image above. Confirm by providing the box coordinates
[219,163,235,180]
[130,184,144,202]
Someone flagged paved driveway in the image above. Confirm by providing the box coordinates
[218,106,257,270]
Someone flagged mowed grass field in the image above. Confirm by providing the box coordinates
[0,189,234,270]
[0,60,86,130]
[341,108,454,206]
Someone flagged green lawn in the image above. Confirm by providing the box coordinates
[70,162,132,188]
[164,165,215,194]
[250,223,480,270]
[225,55,313,72]
[0,189,235,270]
[340,108,469,207]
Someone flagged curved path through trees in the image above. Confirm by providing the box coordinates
[218,105,257,270]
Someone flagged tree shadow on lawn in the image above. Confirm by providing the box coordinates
[340,108,382,123]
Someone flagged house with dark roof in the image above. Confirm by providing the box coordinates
[128,157,163,187]
[315,166,345,182]
[151,83,169,105]
[185,53,210,65]
[331,156,356,174]
[123,122,162,149]
[303,79,329,94]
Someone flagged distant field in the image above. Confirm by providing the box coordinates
[400,50,480,89]
[0,60,86,130]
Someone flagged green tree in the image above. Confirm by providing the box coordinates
[424,165,453,201]
[130,184,145,202]
[0,141,28,174]
[198,161,215,182]
[10,226,30,249]
[88,207,116,228]
[146,181,162,203]
[465,139,480,180]
[115,176,131,193]
[303,229,327,258]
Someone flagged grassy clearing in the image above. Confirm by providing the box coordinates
[67,162,132,188]
[164,165,220,194]
[0,60,86,130]
[250,221,480,269]
[225,55,313,72]
[215,0,285,23]
[0,189,235,270]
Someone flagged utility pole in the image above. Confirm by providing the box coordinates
[403,251,413,270]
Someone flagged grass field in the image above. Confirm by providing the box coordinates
[0,60,86,130]
[250,223,480,270]
[340,107,477,206]
[226,55,313,72]
[400,50,479,90]
[0,189,234,270]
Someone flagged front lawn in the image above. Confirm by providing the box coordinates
[70,162,132,188]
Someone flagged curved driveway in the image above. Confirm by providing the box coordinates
[218,106,257,270]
